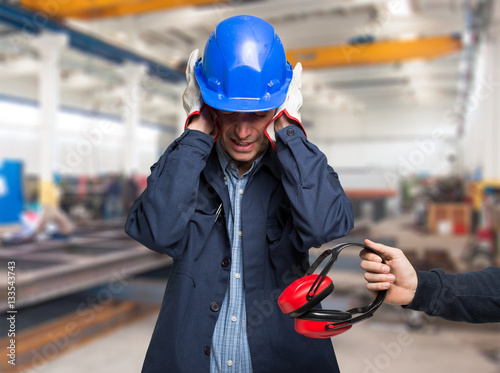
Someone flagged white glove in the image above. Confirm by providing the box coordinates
[266,62,304,143]
[182,49,204,127]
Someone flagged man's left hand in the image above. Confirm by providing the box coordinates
[266,62,304,144]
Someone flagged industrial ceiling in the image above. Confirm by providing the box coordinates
[0,0,496,141]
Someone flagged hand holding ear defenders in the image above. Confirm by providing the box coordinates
[278,243,387,339]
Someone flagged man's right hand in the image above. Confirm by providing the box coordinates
[182,49,217,138]
[182,49,203,120]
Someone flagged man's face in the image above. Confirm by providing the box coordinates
[215,109,275,175]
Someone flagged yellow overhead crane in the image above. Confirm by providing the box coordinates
[286,35,462,69]
[21,0,228,19]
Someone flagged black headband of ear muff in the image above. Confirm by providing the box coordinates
[302,242,387,325]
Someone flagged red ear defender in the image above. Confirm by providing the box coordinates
[278,274,333,318]
[294,319,352,339]
[278,243,387,338]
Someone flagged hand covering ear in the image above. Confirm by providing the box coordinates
[265,62,306,147]
[182,49,204,128]
[182,49,219,140]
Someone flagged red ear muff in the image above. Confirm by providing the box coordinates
[278,274,333,318]
[278,243,387,339]
[294,319,352,339]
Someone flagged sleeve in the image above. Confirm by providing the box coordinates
[404,267,500,323]
[274,124,354,250]
[124,129,214,257]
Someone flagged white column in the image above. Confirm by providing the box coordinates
[120,63,147,176]
[463,23,500,180]
[32,32,68,206]
[481,26,500,179]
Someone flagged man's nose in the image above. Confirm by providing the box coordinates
[234,114,253,138]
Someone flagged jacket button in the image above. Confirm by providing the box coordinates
[221,257,231,267]
[286,128,295,136]
[210,301,220,312]
[204,346,211,356]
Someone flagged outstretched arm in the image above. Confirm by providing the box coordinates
[361,239,500,323]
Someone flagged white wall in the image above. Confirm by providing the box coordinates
[309,105,458,189]
[0,100,164,177]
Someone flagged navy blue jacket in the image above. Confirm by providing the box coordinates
[125,126,354,372]
[406,267,500,323]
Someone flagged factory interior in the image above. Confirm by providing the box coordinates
[0,0,499,372]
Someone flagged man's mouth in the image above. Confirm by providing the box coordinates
[231,139,255,151]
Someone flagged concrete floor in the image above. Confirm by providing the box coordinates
[23,314,152,373]
[335,311,500,373]
[21,214,500,372]
[24,308,500,373]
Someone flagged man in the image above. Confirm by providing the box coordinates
[360,239,500,323]
[125,15,353,372]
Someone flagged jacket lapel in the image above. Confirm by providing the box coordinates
[203,147,231,224]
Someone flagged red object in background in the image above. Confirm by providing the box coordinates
[453,222,467,235]
[77,176,87,197]
[477,228,494,241]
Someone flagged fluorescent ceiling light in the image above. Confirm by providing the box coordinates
[387,0,413,15]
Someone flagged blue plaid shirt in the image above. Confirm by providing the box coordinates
[210,141,266,372]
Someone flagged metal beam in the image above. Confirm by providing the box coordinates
[287,35,462,69]
[0,3,184,82]
[21,0,228,19]
[0,227,172,312]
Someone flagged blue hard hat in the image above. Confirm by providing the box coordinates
[195,15,293,112]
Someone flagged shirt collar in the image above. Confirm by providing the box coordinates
[216,140,267,178]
